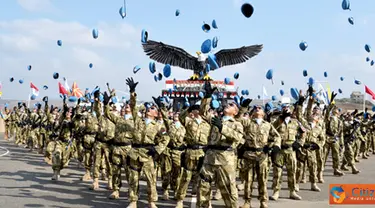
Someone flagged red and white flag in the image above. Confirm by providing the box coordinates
[58,82,68,95]
[365,85,375,100]
[30,82,39,97]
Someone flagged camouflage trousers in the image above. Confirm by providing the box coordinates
[240,156,269,203]
[371,134,375,153]
[360,136,368,155]
[27,129,38,149]
[128,158,158,202]
[160,149,183,192]
[353,139,361,159]
[38,132,47,151]
[52,141,72,170]
[82,135,95,170]
[4,123,9,139]
[175,156,203,200]
[93,141,112,179]
[323,141,341,171]
[15,126,26,144]
[111,145,131,191]
[296,150,317,183]
[272,150,297,192]
[197,163,238,208]
[342,142,355,167]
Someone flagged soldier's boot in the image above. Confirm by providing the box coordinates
[108,190,120,199]
[237,183,245,191]
[295,184,299,192]
[269,191,279,201]
[341,164,349,171]
[311,183,321,192]
[362,153,368,159]
[162,190,169,200]
[81,170,92,181]
[107,177,113,190]
[354,158,360,162]
[334,169,344,176]
[240,200,252,208]
[300,173,306,183]
[373,151,375,155]
[127,201,137,208]
[213,189,222,200]
[260,201,268,208]
[90,178,99,190]
[51,170,60,181]
[175,200,183,208]
[289,191,302,200]
[351,166,360,174]
[317,172,324,183]
[149,202,157,208]
[44,157,52,165]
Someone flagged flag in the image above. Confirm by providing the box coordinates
[263,86,268,97]
[326,83,334,104]
[58,82,68,95]
[30,82,39,97]
[0,82,2,98]
[365,85,375,100]
[71,82,84,98]
[64,77,71,95]
[317,83,329,105]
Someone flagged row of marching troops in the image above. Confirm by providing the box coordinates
[2,78,374,208]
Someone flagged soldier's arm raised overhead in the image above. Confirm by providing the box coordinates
[199,81,217,122]
[126,77,140,122]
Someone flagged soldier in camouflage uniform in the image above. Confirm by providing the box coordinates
[91,90,115,190]
[340,115,361,174]
[175,104,210,207]
[359,112,370,159]
[2,106,10,140]
[26,103,40,152]
[269,104,302,201]
[324,106,344,176]
[80,103,98,182]
[44,98,60,165]
[160,112,186,200]
[125,78,170,208]
[105,100,134,199]
[9,106,19,140]
[196,82,244,208]
[37,102,49,154]
[16,103,28,145]
[51,98,74,181]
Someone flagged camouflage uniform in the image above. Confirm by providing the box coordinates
[27,107,40,151]
[45,104,59,164]
[175,108,210,205]
[126,92,170,207]
[324,113,344,175]
[196,97,244,208]
[9,107,18,140]
[81,110,98,181]
[51,107,73,180]
[3,108,10,140]
[91,100,115,190]
[341,120,361,174]
[104,105,134,199]
[159,112,186,199]
[359,118,370,159]
[37,108,49,154]
[239,114,281,208]
[270,115,303,201]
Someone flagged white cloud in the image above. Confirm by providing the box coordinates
[17,0,54,12]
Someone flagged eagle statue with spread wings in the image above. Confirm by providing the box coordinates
[142,39,263,80]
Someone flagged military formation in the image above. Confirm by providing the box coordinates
[1,79,375,208]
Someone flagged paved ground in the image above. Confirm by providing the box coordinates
[1,133,373,208]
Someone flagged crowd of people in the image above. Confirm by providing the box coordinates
[1,78,374,208]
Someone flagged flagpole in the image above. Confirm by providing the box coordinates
[262,85,264,106]
[363,84,366,112]
[27,86,31,108]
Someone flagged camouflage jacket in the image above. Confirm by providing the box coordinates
[105,105,134,145]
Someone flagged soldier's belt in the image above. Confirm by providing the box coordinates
[281,144,293,149]
[186,145,207,150]
[167,144,186,151]
[326,132,335,137]
[247,147,265,152]
[132,143,154,149]
[112,141,132,146]
[207,145,234,151]
[96,138,112,144]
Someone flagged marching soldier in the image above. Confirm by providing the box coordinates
[125,77,170,208]
[341,115,361,174]
[197,81,244,208]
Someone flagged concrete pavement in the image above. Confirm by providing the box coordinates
[1,133,374,208]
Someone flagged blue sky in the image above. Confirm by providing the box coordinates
[1,0,375,102]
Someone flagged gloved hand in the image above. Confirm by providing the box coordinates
[77,97,81,105]
[22,103,27,108]
[309,143,319,150]
[63,95,67,103]
[308,85,314,96]
[37,103,42,110]
[147,147,157,157]
[203,81,217,98]
[152,96,163,108]
[43,96,48,104]
[93,87,100,99]
[292,141,302,151]
[126,77,139,93]
[303,143,311,149]
[240,96,252,108]
[297,96,305,105]
[103,91,111,105]
[330,91,337,103]
[211,116,223,132]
